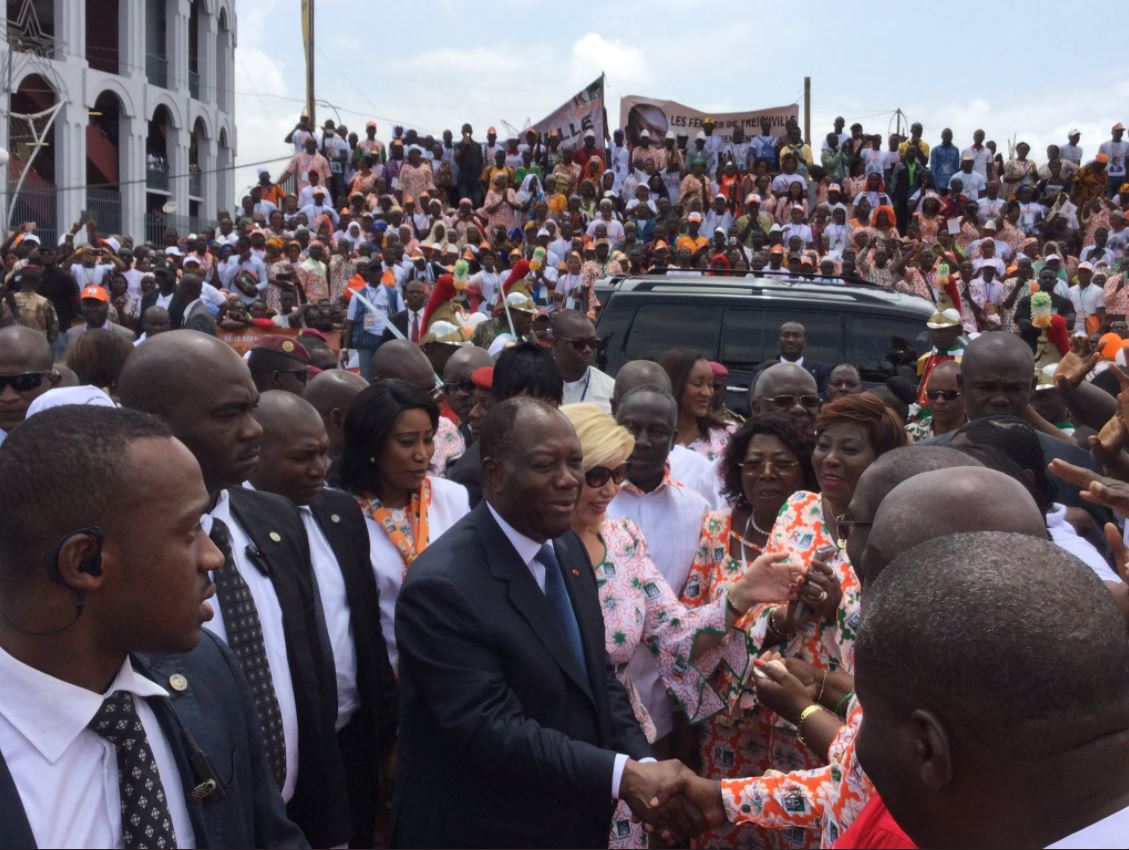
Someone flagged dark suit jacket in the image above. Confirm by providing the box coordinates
[381,309,410,343]
[139,288,183,330]
[751,356,832,397]
[0,631,308,849]
[447,441,484,507]
[309,488,399,847]
[226,487,351,849]
[928,427,1114,526]
[391,502,651,849]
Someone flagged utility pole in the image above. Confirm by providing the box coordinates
[302,0,315,127]
[803,76,811,144]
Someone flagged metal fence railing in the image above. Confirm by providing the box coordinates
[189,170,202,197]
[6,186,59,247]
[146,53,168,89]
[145,211,193,245]
[85,188,123,237]
[147,160,170,192]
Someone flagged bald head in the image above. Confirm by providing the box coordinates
[612,360,672,411]
[249,390,329,506]
[119,330,249,416]
[959,331,1035,419]
[371,339,436,390]
[862,468,1046,585]
[443,345,492,383]
[753,362,817,399]
[303,369,367,459]
[845,446,984,575]
[0,325,58,430]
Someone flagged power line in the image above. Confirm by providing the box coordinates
[15,153,294,193]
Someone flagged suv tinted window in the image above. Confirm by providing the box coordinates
[624,302,723,362]
[720,308,770,369]
[767,310,844,366]
[847,314,930,382]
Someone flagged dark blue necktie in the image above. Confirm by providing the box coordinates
[537,542,587,675]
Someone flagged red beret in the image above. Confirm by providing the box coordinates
[471,366,494,390]
[249,335,311,366]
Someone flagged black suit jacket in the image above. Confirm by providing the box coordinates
[751,357,832,397]
[381,309,410,343]
[138,289,183,334]
[0,631,308,849]
[309,488,398,847]
[447,441,484,507]
[391,502,651,849]
[226,487,351,848]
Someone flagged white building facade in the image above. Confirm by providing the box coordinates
[0,0,236,243]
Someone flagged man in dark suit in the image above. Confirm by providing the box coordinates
[249,390,399,847]
[381,278,429,345]
[750,321,831,397]
[118,330,350,848]
[138,262,179,331]
[0,405,306,848]
[393,397,704,848]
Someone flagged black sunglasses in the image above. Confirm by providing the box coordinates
[585,462,629,488]
[275,368,309,385]
[558,336,599,352]
[925,388,960,402]
[444,379,475,395]
[0,371,48,392]
[765,393,821,410]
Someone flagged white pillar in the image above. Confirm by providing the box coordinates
[120,111,147,238]
[168,122,189,231]
[199,133,217,221]
[56,101,87,233]
[168,0,189,91]
[198,6,217,103]
[54,0,86,62]
[120,0,146,81]
[216,133,231,217]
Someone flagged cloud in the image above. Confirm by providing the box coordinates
[570,33,649,89]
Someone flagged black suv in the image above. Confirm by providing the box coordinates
[594,273,935,414]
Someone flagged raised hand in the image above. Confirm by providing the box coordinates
[751,651,817,723]
[1054,338,1101,391]
[727,551,800,615]
[1048,459,1129,516]
[797,556,843,621]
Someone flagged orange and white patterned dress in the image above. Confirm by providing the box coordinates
[680,492,861,849]
[721,697,873,849]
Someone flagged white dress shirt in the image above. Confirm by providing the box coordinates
[1046,803,1129,848]
[608,468,709,739]
[483,501,653,800]
[404,308,426,342]
[1046,503,1120,584]
[365,476,470,670]
[669,444,724,509]
[561,366,616,413]
[0,648,195,849]
[204,488,300,802]
[299,504,360,732]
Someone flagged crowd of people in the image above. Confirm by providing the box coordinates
[0,109,1128,850]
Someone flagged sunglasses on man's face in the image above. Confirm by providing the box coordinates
[925,388,960,402]
[0,371,47,393]
[585,462,629,489]
[558,336,599,352]
[765,394,821,410]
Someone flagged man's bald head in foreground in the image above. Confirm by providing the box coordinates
[612,360,672,412]
[371,339,436,390]
[303,369,367,459]
[861,467,1046,586]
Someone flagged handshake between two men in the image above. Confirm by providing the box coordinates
[619,758,725,844]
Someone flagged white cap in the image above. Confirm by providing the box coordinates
[1045,253,1062,262]
[1078,261,1094,271]
[183,255,202,267]
[21,233,40,244]
[584,129,595,139]
[103,237,121,253]
[639,129,651,139]
[257,166,270,176]
[1068,128,1081,136]
[695,131,706,141]
[665,130,676,141]
[164,245,183,256]
[26,386,115,417]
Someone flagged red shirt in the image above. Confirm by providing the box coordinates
[833,796,916,850]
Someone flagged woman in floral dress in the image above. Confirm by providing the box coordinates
[681,395,907,849]
[561,404,802,849]
[660,347,736,464]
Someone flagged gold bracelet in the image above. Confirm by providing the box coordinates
[768,606,793,639]
[796,704,824,747]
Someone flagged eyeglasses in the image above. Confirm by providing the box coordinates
[763,394,821,410]
[585,462,629,488]
[739,458,800,475]
[444,380,475,395]
[925,388,960,402]
[557,336,599,352]
[835,514,872,540]
[0,371,48,393]
[275,368,309,385]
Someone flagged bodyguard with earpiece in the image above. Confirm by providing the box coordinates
[0,405,307,849]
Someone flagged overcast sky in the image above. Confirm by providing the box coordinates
[231,0,1129,195]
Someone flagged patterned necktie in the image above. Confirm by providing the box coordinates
[209,517,287,788]
[410,311,420,343]
[87,691,178,850]
[536,542,587,675]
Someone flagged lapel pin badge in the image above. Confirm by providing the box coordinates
[330,513,341,524]
[169,673,188,692]
[571,569,580,577]
[268,531,282,543]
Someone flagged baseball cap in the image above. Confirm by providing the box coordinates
[1068,128,1081,136]
[80,285,108,302]
[688,211,703,223]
